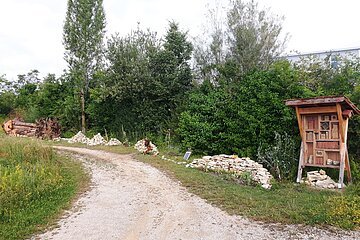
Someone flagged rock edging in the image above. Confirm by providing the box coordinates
[186,154,273,189]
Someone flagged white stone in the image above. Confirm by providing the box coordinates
[315,178,337,189]
[134,139,159,155]
[88,133,107,146]
[105,138,122,146]
[185,154,273,189]
[305,170,338,189]
[68,131,90,144]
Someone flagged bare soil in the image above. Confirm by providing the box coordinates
[33,146,360,240]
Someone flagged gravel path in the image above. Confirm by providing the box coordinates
[34,146,359,240]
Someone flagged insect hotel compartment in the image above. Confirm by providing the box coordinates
[303,114,340,167]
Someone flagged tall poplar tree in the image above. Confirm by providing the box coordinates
[63,0,106,133]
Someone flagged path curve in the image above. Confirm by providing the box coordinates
[34,146,359,240]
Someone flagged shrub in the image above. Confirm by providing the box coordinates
[177,61,307,157]
[257,132,298,181]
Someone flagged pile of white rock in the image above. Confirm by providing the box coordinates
[105,138,122,146]
[303,169,338,189]
[66,131,122,146]
[87,133,107,146]
[186,154,273,189]
[68,131,90,144]
[134,139,159,155]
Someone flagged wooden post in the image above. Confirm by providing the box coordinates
[295,107,304,141]
[338,143,345,188]
[297,142,304,183]
[336,103,346,188]
[343,118,352,182]
[295,107,304,183]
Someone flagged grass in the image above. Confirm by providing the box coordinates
[65,143,359,229]
[0,136,89,240]
[133,148,359,230]
[7,135,358,231]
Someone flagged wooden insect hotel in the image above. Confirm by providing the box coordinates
[285,96,360,188]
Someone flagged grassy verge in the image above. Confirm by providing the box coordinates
[0,136,89,240]
[133,152,359,230]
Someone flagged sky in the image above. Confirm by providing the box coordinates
[1,0,360,81]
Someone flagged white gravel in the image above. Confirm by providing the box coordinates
[33,146,360,240]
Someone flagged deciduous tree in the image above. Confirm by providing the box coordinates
[63,0,106,133]
[194,0,287,83]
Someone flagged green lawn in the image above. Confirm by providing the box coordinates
[93,144,360,230]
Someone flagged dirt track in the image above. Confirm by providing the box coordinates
[34,146,359,240]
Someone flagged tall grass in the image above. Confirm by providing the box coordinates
[0,136,88,240]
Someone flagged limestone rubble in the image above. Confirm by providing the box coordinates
[303,169,338,189]
[105,138,122,146]
[68,131,90,144]
[134,139,159,155]
[88,133,107,146]
[186,154,273,189]
[67,132,122,146]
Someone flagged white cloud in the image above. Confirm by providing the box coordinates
[257,0,360,53]
[1,0,360,81]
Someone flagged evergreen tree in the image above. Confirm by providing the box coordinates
[149,22,193,128]
[63,0,106,133]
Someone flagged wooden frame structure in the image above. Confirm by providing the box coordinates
[285,96,360,188]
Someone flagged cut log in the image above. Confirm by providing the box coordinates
[2,118,61,139]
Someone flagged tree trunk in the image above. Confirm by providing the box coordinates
[80,88,86,133]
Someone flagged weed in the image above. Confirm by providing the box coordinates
[0,136,88,240]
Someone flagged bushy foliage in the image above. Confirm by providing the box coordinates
[89,22,193,138]
[194,0,286,83]
[178,61,307,157]
[257,132,298,180]
[295,55,360,159]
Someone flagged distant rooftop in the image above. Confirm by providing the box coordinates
[284,46,360,58]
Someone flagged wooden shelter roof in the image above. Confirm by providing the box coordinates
[285,96,360,115]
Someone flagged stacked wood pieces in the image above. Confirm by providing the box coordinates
[35,117,61,139]
[2,118,61,139]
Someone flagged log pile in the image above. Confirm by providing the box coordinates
[35,118,61,139]
[2,118,36,136]
[2,118,61,139]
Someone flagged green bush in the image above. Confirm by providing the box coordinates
[177,61,308,157]
[257,132,298,180]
